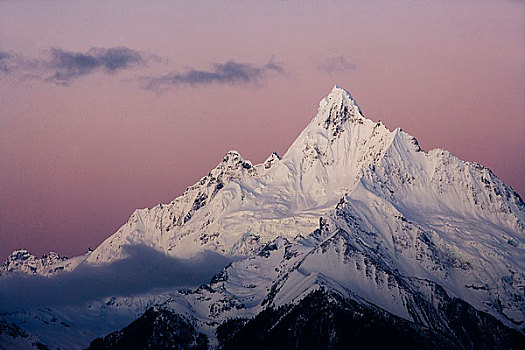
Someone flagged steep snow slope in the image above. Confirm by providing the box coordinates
[337,151,525,325]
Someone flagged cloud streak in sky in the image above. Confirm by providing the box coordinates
[317,56,356,73]
[142,60,284,91]
[0,47,148,85]
[46,47,146,85]
[0,51,15,73]
[1,50,284,90]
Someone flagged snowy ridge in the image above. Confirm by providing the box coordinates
[0,250,87,277]
[1,86,524,349]
[85,86,403,263]
[87,150,261,263]
[85,85,523,263]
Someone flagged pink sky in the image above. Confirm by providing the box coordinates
[1,0,524,260]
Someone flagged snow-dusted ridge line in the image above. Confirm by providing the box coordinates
[4,85,522,267]
[1,249,90,277]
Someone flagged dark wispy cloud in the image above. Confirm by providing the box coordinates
[0,245,235,311]
[46,47,146,85]
[317,56,356,73]
[0,51,14,73]
[1,50,284,89]
[0,47,148,85]
[141,60,284,91]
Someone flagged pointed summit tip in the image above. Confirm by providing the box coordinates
[329,85,353,100]
[319,85,357,112]
[310,85,367,133]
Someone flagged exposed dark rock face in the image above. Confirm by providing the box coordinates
[218,290,524,350]
[87,308,207,350]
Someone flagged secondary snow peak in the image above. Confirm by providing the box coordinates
[210,150,255,178]
[261,151,281,170]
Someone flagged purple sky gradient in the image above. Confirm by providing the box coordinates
[1,1,524,260]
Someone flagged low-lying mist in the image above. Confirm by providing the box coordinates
[0,245,235,312]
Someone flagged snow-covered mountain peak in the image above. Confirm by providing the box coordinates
[272,86,398,208]
[261,151,281,169]
[1,249,70,276]
[316,85,362,135]
[209,150,255,179]
[284,86,392,158]
[28,86,525,267]
[3,86,525,349]
[323,84,355,105]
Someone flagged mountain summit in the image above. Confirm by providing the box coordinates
[1,87,524,349]
[85,86,406,262]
